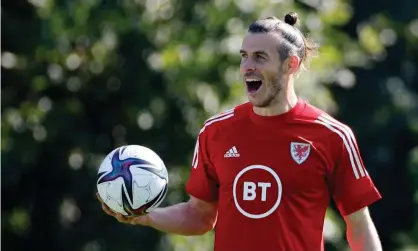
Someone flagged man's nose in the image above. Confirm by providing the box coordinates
[241,58,256,73]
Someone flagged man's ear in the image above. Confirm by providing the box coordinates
[281,55,299,74]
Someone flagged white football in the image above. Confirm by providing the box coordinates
[97,145,168,216]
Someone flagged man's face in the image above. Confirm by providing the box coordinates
[239,32,285,107]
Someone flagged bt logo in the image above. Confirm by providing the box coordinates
[243,182,271,201]
[233,165,283,219]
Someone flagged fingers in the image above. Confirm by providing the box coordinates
[96,193,104,203]
[97,194,114,215]
[97,195,132,223]
[115,214,129,223]
[114,213,148,225]
[97,192,145,225]
[101,204,131,223]
[101,203,115,216]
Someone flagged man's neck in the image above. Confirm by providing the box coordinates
[253,85,298,117]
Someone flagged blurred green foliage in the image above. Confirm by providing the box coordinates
[2,0,418,250]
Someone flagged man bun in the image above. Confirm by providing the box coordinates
[284,12,298,26]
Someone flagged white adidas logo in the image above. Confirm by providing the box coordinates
[224,146,240,158]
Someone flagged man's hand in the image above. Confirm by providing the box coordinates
[97,193,217,236]
[96,193,150,226]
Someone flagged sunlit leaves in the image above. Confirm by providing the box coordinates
[320,0,353,26]
[358,24,385,55]
[8,208,31,236]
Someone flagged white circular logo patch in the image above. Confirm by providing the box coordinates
[233,165,282,219]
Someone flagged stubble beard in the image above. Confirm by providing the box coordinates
[252,74,282,108]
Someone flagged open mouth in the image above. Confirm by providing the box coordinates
[245,79,263,94]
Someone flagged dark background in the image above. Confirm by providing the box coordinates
[2,0,418,250]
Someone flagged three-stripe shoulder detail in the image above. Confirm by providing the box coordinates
[314,113,367,180]
[199,108,235,134]
[192,108,235,169]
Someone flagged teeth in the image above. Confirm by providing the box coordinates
[246,79,261,82]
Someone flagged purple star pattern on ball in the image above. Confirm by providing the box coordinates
[97,146,168,216]
[97,147,153,203]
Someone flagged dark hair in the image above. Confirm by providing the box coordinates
[248,12,318,71]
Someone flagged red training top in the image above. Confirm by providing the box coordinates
[186,98,381,251]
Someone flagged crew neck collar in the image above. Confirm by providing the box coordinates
[249,98,306,126]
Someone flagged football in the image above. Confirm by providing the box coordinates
[96,145,168,216]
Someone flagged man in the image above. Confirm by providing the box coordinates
[98,12,383,251]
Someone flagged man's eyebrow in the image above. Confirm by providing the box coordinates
[254,50,269,57]
[240,49,269,57]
